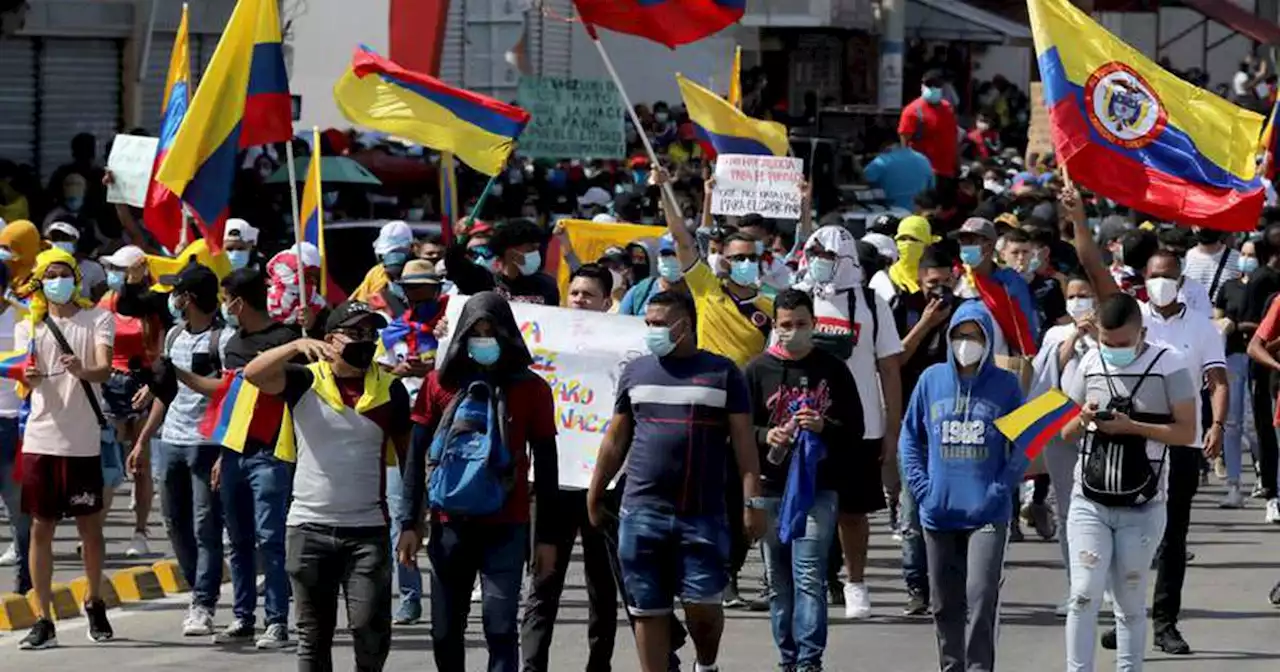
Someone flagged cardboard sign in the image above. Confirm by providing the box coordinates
[106,134,161,208]
[1026,83,1054,164]
[710,154,805,218]
[516,76,626,160]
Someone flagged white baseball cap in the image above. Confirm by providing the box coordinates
[43,221,80,240]
[100,245,146,269]
[580,187,613,207]
[224,218,259,245]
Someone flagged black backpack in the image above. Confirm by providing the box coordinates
[812,287,880,361]
[1079,348,1170,508]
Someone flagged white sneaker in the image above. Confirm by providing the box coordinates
[255,623,292,650]
[1219,483,1245,509]
[470,583,482,603]
[1055,597,1071,617]
[1266,499,1280,524]
[843,582,871,619]
[0,543,17,567]
[182,603,215,637]
[124,532,151,558]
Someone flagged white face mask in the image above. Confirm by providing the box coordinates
[1066,296,1095,320]
[952,339,986,367]
[1145,277,1179,307]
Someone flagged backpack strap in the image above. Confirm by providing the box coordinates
[41,314,107,429]
[208,327,224,373]
[1207,248,1231,300]
[862,286,880,347]
[164,322,184,354]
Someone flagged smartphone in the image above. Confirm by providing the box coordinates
[1094,410,1114,421]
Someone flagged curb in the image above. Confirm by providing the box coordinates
[69,576,122,609]
[0,593,35,631]
[1,557,196,631]
[112,567,166,602]
[27,584,79,620]
[152,559,190,594]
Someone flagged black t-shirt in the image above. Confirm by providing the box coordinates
[1031,275,1067,338]
[280,364,412,439]
[1246,265,1280,323]
[893,290,949,394]
[496,272,560,306]
[223,322,302,370]
[1216,277,1250,355]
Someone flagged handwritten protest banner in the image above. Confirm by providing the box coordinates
[1026,83,1053,164]
[441,298,648,488]
[710,154,805,218]
[516,76,625,160]
[106,134,161,208]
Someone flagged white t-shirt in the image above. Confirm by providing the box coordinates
[1177,277,1213,318]
[0,308,21,417]
[813,288,903,439]
[1233,70,1251,97]
[17,307,114,457]
[1182,245,1240,303]
[869,270,897,307]
[1140,302,1226,448]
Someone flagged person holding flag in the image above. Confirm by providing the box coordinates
[144,2,192,253]
[951,217,1039,359]
[299,129,328,298]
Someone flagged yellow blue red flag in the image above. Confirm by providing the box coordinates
[439,151,459,245]
[156,0,293,248]
[1029,0,1266,231]
[300,128,326,298]
[144,2,191,253]
[677,73,788,158]
[995,389,1080,461]
[333,46,531,176]
[201,372,295,462]
[728,45,742,109]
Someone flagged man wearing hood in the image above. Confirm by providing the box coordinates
[899,301,1027,672]
[398,292,560,672]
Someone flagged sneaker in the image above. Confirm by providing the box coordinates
[1251,481,1268,499]
[182,603,215,637]
[213,618,255,644]
[828,580,845,606]
[470,583,482,603]
[124,532,151,558]
[1100,627,1116,650]
[1153,626,1192,655]
[902,591,929,616]
[843,582,871,619]
[85,599,114,643]
[0,543,17,567]
[1266,499,1280,524]
[1268,581,1280,608]
[1009,524,1025,543]
[255,623,292,650]
[1219,483,1245,509]
[1213,456,1227,479]
[1024,502,1056,541]
[393,600,422,625]
[722,578,746,609]
[747,590,772,612]
[19,618,57,650]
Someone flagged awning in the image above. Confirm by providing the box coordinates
[906,0,1033,45]
[1180,0,1280,46]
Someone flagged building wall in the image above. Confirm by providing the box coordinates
[567,23,743,107]
[288,0,390,131]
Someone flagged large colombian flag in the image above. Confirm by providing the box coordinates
[1029,0,1267,231]
[995,389,1081,462]
[333,46,530,176]
[156,0,293,250]
[144,2,191,254]
[300,128,326,298]
[200,372,295,462]
[677,74,788,158]
[574,0,745,49]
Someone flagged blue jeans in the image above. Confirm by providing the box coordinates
[0,416,30,594]
[898,484,928,596]
[427,520,528,672]
[1225,352,1250,484]
[761,491,838,667]
[386,466,421,606]
[1065,496,1167,672]
[617,506,730,615]
[220,448,291,626]
[154,441,223,608]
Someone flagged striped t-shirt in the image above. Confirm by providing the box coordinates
[1182,245,1240,302]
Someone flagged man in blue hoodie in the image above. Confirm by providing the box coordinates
[898,301,1027,672]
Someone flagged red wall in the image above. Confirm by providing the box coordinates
[389,0,450,76]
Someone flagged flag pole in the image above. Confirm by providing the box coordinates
[285,135,308,315]
[467,172,500,225]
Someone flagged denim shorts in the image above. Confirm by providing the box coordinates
[617,506,729,616]
[102,370,144,419]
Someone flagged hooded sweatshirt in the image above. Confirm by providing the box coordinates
[898,300,1027,532]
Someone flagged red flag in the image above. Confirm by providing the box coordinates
[574,0,744,49]
[968,269,1039,357]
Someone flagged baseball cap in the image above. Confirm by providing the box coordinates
[100,245,146,269]
[592,213,619,223]
[949,217,998,241]
[580,187,612,207]
[223,218,260,245]
[862,233,899,262]
[598,246,627,264]
[398,259,442,285]
[44,221,79,240]
[324,301,388,334]
[658,233,677,255]
[161,262,219,299]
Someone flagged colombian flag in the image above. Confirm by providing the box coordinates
[677,74,788,158]
[144,2,191,253]
[333,46,530,176]
[300,128,326,298]
[200,372,295,462]
[1030,0,1267,231]
[727,45,742,109]
[967,267,1039,357]
[439,151,459,245]
[0,348,29,384]
[995,389,1081,462]
[156,0,293,249]
[574,0,745,49]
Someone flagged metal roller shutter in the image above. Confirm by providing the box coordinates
[0,37,37,169]
[439,0,467,86]
[38,38,123,181]
[537,0,573,79]
[141,32,178,135]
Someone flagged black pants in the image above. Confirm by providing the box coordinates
[1252,365,1279,496]
[521,489,618,672]
[1151,446,1201,633]
[286,524,392,672]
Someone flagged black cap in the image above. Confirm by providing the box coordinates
[923,69,945,85]
[161,262,219,298]
[324,301,388,334]
[870,214,900,236]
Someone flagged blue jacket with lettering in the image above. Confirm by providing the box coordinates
[898,300,1027,532]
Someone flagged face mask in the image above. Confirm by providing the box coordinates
[168,293,185,319]
[655,112,669,123]
[645,326,678,357]
[1066,297,1095,320]
[221,303,240,328]
[473,254,493,270]
[777,327,813,355]
[983,179,1005,194]
[518,250,542,276]
[467,336,501,366]
[0,248,12,262]
[1028,255,1042,274]
[340,340,377,370]
[808,257,836,284]
[64,196,83,212]
[42,277,75,305]
[729,259,759,286]
[959,244,985,266]
[1239,256,1259,274]
[106,270,125,292]
[52,241,76,255]
[658,256,683,282]
[382,251,409,270]
[952,338,985,367]
[1145,277,1179,307]
[707,253,726,276]
[922,86,944,104]
[897,241,924,267]
[1100,344,1138,368]
[226,249,251,270]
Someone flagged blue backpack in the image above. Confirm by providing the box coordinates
[427,381,513,516]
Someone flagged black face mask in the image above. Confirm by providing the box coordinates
[340,340,377,370]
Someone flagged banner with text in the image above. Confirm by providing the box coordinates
[441,297,647,488]
[106,134,161,208]
[517,76,625,160]
[710,154,805,218]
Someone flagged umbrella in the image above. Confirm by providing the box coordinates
[350,149,435,187]
[266,156,383,186]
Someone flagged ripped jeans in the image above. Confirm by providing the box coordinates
[1065,495,1167,672]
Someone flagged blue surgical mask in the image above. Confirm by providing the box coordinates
[1028,255,1042,273]
[0,248,13,262]
[226,249,251,270]
[1100,344,1138,368]
[42,277,74,305]
[106,270,125,292]
[657,256,683,282]
[1239,256,1259,274]
[518,250,542,276]
[467,336,501,366]
[64,196,83,212]
[959,245,985,266]
[754,240,766,256]
[382,251,409,269]
[168,293,184,320]
[922,86,944,104]
[221,303,240,328]
[53,241,76,255]
[808,258,836,284]
[730,260,759,286]
[645,326,677,357]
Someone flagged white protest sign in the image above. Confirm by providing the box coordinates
[106,134,161,208]
[441,297,648,489]
[710,153,805,219]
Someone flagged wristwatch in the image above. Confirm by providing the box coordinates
[745,497,769,510]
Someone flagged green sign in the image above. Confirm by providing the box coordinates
[516,76,625,160]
